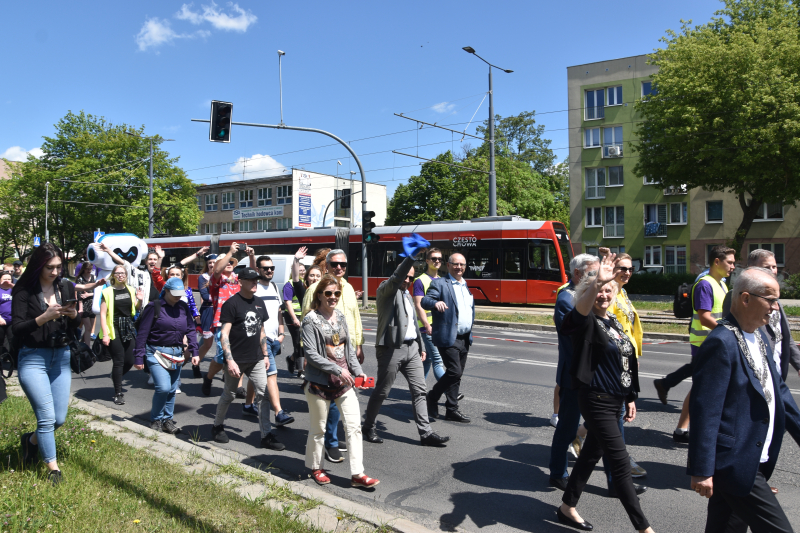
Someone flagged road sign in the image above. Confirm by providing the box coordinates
[33,236,41,248]
[94,231,105,242]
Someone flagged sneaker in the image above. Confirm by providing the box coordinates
[90,334,97,340]
[113,393,125,405]
[175,388,182,395]
[312,469,330,485]
[192,364,202,379]
[261,433,286,451]
[162,419,181,435]
[20,432,38,466]
[147,375,154,386]
[325,446,344,463]
[235,386,247,399]
[338,442,347,453]
[48,470,62,486]
[673,429,690,444]
[549,414,559,428]
[274,410,295,426]
[202,376,213,396]
[351,474,380,489]
[212,424,229,443]
[242,404,259,417]
[150,420,163,432]
[630,457,647,478]
[286,356,295,374]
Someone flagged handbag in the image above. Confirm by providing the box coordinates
[92,337,111,362]
[69,336,96,375]
[152,349,185,370]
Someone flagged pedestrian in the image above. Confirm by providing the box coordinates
[133,277,199,435]
[254,255,295,426]
[75,261,98,345]
[302,274,378,488]
[283,247,309,376]
[210,267,285,451]
[654,245,736,443]
[412,247,446,382]
[421,253,474,423]
[363,247,449,447]
[690,267,800,533]
[0,273,13,353]
[98,242,165,306]
[13,243,81,485]
[99,264,144,405]
[556,253,653,533]
[12,260,23,284]
[196,253,218,377]
[287,247,322,379]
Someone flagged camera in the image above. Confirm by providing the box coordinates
[47,330,69,348]
[238,242,248,251]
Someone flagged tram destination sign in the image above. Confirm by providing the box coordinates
[232,206,284,220]
[453,236,478,247]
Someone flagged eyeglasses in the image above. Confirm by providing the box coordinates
[429,257,443,263]
[746,292,780,307]
[114,272,127,277]
[260,266,275,271]
[323,290,342,298]
[449,263,466,267]
[329,262,348,269]
[616,267,634,273]
[405,276,414,282]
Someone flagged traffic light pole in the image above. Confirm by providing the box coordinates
[192,118,370,307]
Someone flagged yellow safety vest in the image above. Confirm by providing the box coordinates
[98,284,137,340]
[556,282,570,296]
[416,273,436,328]
[689,275,728,348]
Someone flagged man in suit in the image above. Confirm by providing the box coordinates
[422,252,474,423]
[690,267,800,533]
[362,252,450,447]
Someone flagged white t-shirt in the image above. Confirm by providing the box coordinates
[403,291,417,341]
[255,282,283,340]
[743,330,775,463]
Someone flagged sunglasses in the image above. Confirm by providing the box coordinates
[329,261,347,269]
[616,267,634,273]
[429,257,443,263]
[228,261,236,266]
[260,266,275,271]
[405,276,414,282]
[323,290,342,298]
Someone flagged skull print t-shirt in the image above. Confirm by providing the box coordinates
[219,292,269,364]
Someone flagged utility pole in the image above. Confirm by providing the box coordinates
[125,132,175,238]
[45,182,50,242]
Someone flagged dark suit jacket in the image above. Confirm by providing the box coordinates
[421,275,475,348]
[375,256,423,352]
[688,314,800,497]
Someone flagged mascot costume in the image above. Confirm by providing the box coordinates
[86,233,149,314]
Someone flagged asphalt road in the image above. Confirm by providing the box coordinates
[69,316,800,533]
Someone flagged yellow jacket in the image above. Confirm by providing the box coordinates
[301,277,363,346]
[610,288,643,358]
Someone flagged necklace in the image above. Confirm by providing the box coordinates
[717,319,772,403]
[318,309,341,346]
[768,310,782,344]
[620,288,635,324]
[595,313,634,388]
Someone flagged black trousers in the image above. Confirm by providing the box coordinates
[663,362,693,389]
[109,336,135,394]
[429,334,469,412]
[285,317,303,371]
[705,470,793,533]
[563,389,650,531]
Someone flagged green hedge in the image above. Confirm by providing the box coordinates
[625,272,697,296]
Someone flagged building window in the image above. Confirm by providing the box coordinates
[239,220,253,232]
[276,217,291,229]
[586,246,598,256]
[585,168,606,199]
[753,202,783,221]
[669,202,688,225]
[748,243,785,266]
[644,245,662,266]
[221,192,235,210]
[608,246,625,255]
[644,204,668,237]
[220,222,233,233]
[603,126,623,158]
[585,89,605,120]
[607,166,623,187]
[196,195,202,210]
[642,81,657,97]
[705,244,722,266]
[607,86,623,106]
[584,128,600,148]
[665,245,687,274]
[205,194,218,212]
[277,185,292,205]
[258,187,272,206]
[257,219,270,231]
[204,223,217,234]
[604,206,624,238]
[196,225,201,235]
[643,176,656,185]
[239,190,253,208]
[706,201,723,223]
[586,206,602,227]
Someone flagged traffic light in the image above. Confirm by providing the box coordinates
[209,100,232,143]
[363,210,379,244]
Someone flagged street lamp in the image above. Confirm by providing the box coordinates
[124,131,175,237]
[278,50,286,125]
[462,46,513,217]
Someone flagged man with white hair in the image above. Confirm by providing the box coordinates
[690,267,800,532]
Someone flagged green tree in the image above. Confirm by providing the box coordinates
[475,111,556,174]
[633,0,800,255]
[386,152,460,225]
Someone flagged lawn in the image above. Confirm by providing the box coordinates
[0,396,321,533]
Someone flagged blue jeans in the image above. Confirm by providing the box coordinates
[324,402,341,448]
[17,345,71,463]
[146,346,182,421]
[265,338,280,377]
[421,331,445,381]
[549,384,582,480]
[213,329,224,364]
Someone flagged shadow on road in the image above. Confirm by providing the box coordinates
[440,491,564,532]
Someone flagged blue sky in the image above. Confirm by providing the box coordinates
[1,0,723,198]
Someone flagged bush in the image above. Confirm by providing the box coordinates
[625,272,698,296]
[783,273,800,299]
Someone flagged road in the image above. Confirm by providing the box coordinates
[69,316,800,532]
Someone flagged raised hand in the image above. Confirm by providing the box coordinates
[596,252,617,284]
[155,245,165,258]
[197,246,209,256]
[229,242,240,254]
[295,246,308,260]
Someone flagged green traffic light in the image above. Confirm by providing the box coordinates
[218,129,226,137]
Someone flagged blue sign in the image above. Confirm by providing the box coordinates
[94,231,105,242]
[33,236,41,247]
[298,194,312,227]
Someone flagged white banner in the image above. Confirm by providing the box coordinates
[232,206,284,220]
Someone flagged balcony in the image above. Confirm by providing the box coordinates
[644,221,667,237]
[663,184,688,196]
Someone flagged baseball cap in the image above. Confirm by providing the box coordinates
[163,277,186,296]
[237,267,261,280]
[13,260,22,266]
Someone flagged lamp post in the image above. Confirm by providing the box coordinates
[349,170,356,227]
[278,50,286,125]
[462,46,513,217]
[124,132,175,237]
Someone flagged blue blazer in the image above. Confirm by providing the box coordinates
[421,275,475,348]
[688,314,800,497]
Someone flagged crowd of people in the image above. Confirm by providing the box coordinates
[4,238,800,532]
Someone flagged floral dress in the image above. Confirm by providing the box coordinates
[305,309,352,401]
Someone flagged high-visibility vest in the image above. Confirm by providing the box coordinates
[98,284,137,340]
[689,275,728,348]
[416,273,436,328]
[556,282,570,296]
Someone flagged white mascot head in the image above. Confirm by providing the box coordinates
[87,233,149,314]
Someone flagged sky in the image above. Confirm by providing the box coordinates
[1,0,724,199]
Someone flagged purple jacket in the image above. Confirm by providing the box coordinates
[134,298,198,365]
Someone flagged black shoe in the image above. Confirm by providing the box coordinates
[113,393,125,406]
[556,506,593,531]
[673,429,690,444]
[421,432,450,447]
[363,427,384,444]
[235,386,247,399]
[20,432,38,466]
[457,392,465,401]
[338,442,347,453]
[202,376,213,396]
[150,420,163,432]
[261,433,286,451]
[212,424,229,443]
[549,476,569,491]
[427,397,439,419]
[286,356,295,374]
[325,446,344,463]
[444,410,471,423]
[607,482,648,498]
[653,379,669,405]
[48,470,63,486]
[192,364,202,379]
[162,419,181,435]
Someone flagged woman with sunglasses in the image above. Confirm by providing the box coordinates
[301,274,377,488]
[100,264,144,405]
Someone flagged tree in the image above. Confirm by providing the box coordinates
[386,152,459,225]
[475,111,556,175]
[633,0,800,255]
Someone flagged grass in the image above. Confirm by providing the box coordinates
[785,306,800,316]
[0,396,322,533]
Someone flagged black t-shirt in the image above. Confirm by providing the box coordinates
[220,292,269,364]
[113,287,132,319]
[570,312,633,397]
[147,270,159,302]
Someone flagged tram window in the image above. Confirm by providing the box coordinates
[503,250,523,279]
[463,249,497,279]
[528,240,562,282]
[384,250,398,277]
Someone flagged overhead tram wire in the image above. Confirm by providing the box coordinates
[44,158,150,182]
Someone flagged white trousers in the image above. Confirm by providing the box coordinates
[304,386,364,477]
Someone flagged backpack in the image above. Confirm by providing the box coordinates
[673,282,693,319]
[135,298,162,330]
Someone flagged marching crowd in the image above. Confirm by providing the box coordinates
[3,237,800,532]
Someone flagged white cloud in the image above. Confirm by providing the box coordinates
[1,146,42,161]
[431,102,456,114]
[176,2,257,32]
[230,154,287,180]
[135,17,210,51]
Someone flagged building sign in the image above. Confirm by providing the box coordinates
[453,236,478,247]
[232,206,284,220]
[297,173,313,228]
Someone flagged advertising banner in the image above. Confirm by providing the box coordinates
[232,206,284,220]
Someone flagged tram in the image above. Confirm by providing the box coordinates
[146,216,573,304]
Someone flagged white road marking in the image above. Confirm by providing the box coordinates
[643,351,691,357]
